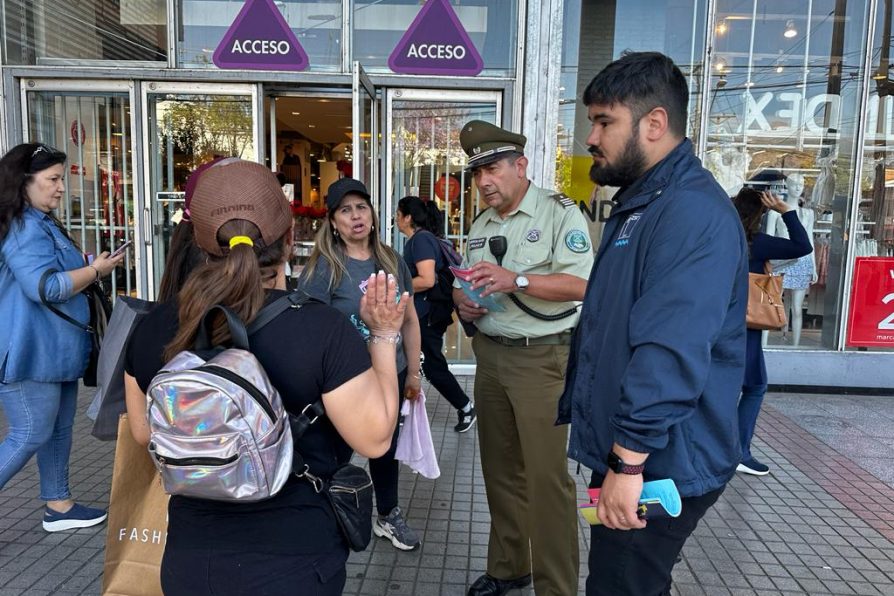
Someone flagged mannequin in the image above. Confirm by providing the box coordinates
[766,173,816,346]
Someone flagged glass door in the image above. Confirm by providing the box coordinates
[23,82,140,300]
[353,63,379,216]
[385,88,501,363]
[141,83,259,297]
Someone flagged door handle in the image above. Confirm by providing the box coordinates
[143,207,152,246]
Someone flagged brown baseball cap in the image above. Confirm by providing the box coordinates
[190,159,292,257]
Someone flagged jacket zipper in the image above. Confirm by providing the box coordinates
[196,365,277,422]
[155,453,238,467]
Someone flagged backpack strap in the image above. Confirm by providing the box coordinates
[247,292,312,335]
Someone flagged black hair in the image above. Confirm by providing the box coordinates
[275,172,287,186]
[157,221,203,303]
[397,195,444,237]
[582,51,689,138]
[732,187,765,244]
[0,143,68,241]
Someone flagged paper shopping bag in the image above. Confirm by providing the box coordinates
[101,415,169,596]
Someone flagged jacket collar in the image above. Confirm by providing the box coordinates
[610,138,695,216]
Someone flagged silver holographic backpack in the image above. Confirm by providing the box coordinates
[146,298,303,502]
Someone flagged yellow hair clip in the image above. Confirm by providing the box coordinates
[229,235,254,249]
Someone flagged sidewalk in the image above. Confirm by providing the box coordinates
[2,381,894,595]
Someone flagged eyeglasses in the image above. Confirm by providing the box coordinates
[31,145,55,158]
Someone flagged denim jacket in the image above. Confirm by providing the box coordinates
[0,206,90,383]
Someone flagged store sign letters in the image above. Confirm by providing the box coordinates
[846,257,894,347]
[388,0,483,76]
[214,0,308,71]
[742,91,841,135]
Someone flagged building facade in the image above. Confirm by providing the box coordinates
[1,0,892,388]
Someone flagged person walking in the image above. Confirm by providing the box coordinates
[453,121,593,596]
[557,52,749,596]
[123,159,404,594]
[733,187,812,476]
[395,195,476,432]
[0,143,124,531]
[298,177,423,551]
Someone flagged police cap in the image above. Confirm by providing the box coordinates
[459,120,526,170]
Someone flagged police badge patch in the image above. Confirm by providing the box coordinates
[469,237,486,250]
[565,229,591,253]
[525,228,541,242]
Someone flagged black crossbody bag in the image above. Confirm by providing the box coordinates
[38,269,112,387]
[247,294,374,552]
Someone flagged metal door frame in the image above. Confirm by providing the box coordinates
[139,81,260,298]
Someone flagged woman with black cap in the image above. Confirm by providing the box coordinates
[123,160,404,594]
[0,143,124,531]
[298,177,424,552]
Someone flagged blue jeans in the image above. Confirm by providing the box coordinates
[0,380,77,500]
[737,383,768,462]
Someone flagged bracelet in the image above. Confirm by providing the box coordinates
[368,333,401,345]
[88,265,100,281]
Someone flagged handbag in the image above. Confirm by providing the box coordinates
[38,269,112,387]
[746,262,787,331]
[87,296,156,440]
[289,401,374,552]
[102,415,168,596]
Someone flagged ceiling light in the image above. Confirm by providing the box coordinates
[291,111,300,115]
[776,64,784,73]
[714,58,728,74]
[784,20,797,38]
[716,19,728,35]
[308,124,316,128]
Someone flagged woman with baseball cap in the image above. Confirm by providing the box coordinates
[123,160,404,594]
[298,176,423,551]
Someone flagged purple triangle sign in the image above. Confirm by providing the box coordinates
[388,0,484,76]
[213,0,309,71]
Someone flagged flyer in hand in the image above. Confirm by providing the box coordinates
[449,266,506,312]
[578,478,682,525]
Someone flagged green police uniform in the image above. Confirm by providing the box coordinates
[460,120,594,596]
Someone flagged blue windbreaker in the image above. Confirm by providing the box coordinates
[557,139,748,498]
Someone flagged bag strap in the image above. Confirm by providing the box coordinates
[39,269,94,334]
[246,292,311,335]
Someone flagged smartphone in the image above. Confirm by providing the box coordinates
[109,241,133,258]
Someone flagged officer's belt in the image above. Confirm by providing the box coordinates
[483,331,573,347]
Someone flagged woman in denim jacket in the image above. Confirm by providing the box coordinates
[0,143,123,531]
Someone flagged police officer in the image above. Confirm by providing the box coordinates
[455,120,593,596]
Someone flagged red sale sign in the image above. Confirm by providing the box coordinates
[846,257,894,347]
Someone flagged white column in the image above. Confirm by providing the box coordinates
[521,0,564,190]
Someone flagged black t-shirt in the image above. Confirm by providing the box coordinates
[402,230,442,318]
[124,290,371,554]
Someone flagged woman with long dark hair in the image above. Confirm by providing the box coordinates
[396,196,475,432]
[298,177,423,551]
[732,187,812,475]
[0,143,123,531]
[124,160,403,594]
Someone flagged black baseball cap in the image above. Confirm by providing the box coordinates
[326,177,371,211]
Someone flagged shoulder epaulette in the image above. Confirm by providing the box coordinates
[549,192,576,209]
[472,207,491,224]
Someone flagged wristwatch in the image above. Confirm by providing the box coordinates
[514,274,529,292]
[607,451,645,475]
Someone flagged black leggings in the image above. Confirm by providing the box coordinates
[368,368,407,515]
[419,312,472,411]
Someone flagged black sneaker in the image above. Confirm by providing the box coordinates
[736,458,770,476]
[455,406,477,433]
[373,507,421,551]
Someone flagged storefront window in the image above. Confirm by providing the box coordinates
[179,0,342,70]
[555,0,707,249]
[2,0,167,64]
[849,2,894,351]
[706,0,870,350]
[353,0,517,76]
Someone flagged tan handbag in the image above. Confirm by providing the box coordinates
[101,416,169,596]
[746,263,787,331]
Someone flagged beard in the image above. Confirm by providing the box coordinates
[589,131,648,188]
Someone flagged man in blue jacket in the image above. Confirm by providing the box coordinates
[557,52,748,595]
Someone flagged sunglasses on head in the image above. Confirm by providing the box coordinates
[31,144,60,158]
